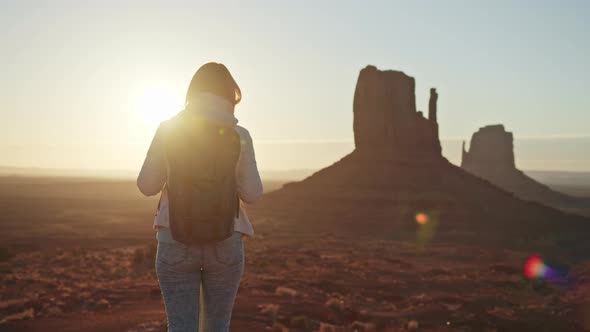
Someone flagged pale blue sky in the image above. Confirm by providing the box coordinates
[1,0,589,172]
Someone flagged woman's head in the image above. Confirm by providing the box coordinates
[185,62,241,107]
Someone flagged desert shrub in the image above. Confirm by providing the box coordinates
[325,297,344,311]
[0,245,15,262]
[111,266,129,278]
[290,315,313,329]
[258,303,280,321]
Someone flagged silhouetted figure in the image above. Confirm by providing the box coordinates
[137,63,263,332]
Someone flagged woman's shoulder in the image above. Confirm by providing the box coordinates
[235,125,253,141]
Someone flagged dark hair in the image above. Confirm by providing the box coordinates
[185,62,241,106]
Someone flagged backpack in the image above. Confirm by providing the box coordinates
[162,111,241,245]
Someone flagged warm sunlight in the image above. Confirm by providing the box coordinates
[3,2,590,330]
[134,84,184,125]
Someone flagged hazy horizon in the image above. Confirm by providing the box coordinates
[2,1,589,173]
[2,136,590,176]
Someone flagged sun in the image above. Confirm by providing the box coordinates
[135,84,183,125]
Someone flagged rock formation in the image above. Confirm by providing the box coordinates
[250,65,589,255]
[353,66,441,159]
[462,125,515,169]
[428,88,438,124]
[462,124,589,211]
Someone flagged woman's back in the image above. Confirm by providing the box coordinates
[137,62,262,332]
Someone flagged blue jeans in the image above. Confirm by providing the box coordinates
[156,229,244,332]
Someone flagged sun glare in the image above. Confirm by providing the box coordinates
[134,85,183,125]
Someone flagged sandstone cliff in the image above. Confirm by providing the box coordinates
[249,66,589,255]
[353,66,441,159]
[462,124,589,212]
[462,125,515,169]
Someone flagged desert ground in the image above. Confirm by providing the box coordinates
[1,176,590,331]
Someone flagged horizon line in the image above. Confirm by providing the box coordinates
[2,163,590,175]
[256,134,590,144]
[3,134,589,148]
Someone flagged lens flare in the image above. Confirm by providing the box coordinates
[523,255,573,288]
[415,210,439,251]
[415,213,429,225]
[524,255,551,279]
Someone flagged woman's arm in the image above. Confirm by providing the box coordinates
[137,124,167,196]
[235,126,263,203]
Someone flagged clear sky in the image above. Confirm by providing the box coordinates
[1,0,589,173]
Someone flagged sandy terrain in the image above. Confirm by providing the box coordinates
[1,176,590,331]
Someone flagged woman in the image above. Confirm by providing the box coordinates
[137,62,263,332]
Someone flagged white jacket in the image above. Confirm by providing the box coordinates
[137,93,263,235]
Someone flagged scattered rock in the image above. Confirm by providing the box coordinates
[267,322,288,332]
[45,305,63,315]
[443,303,462,311]
[78,291,92,299]
[318,322,337,332]
[126,320,167,332]
[275,286,297,297]
[351,320,376,331]
[95,298,110,310]
[0,308,34,324]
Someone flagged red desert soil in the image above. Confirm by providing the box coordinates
[1,178,590,332]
